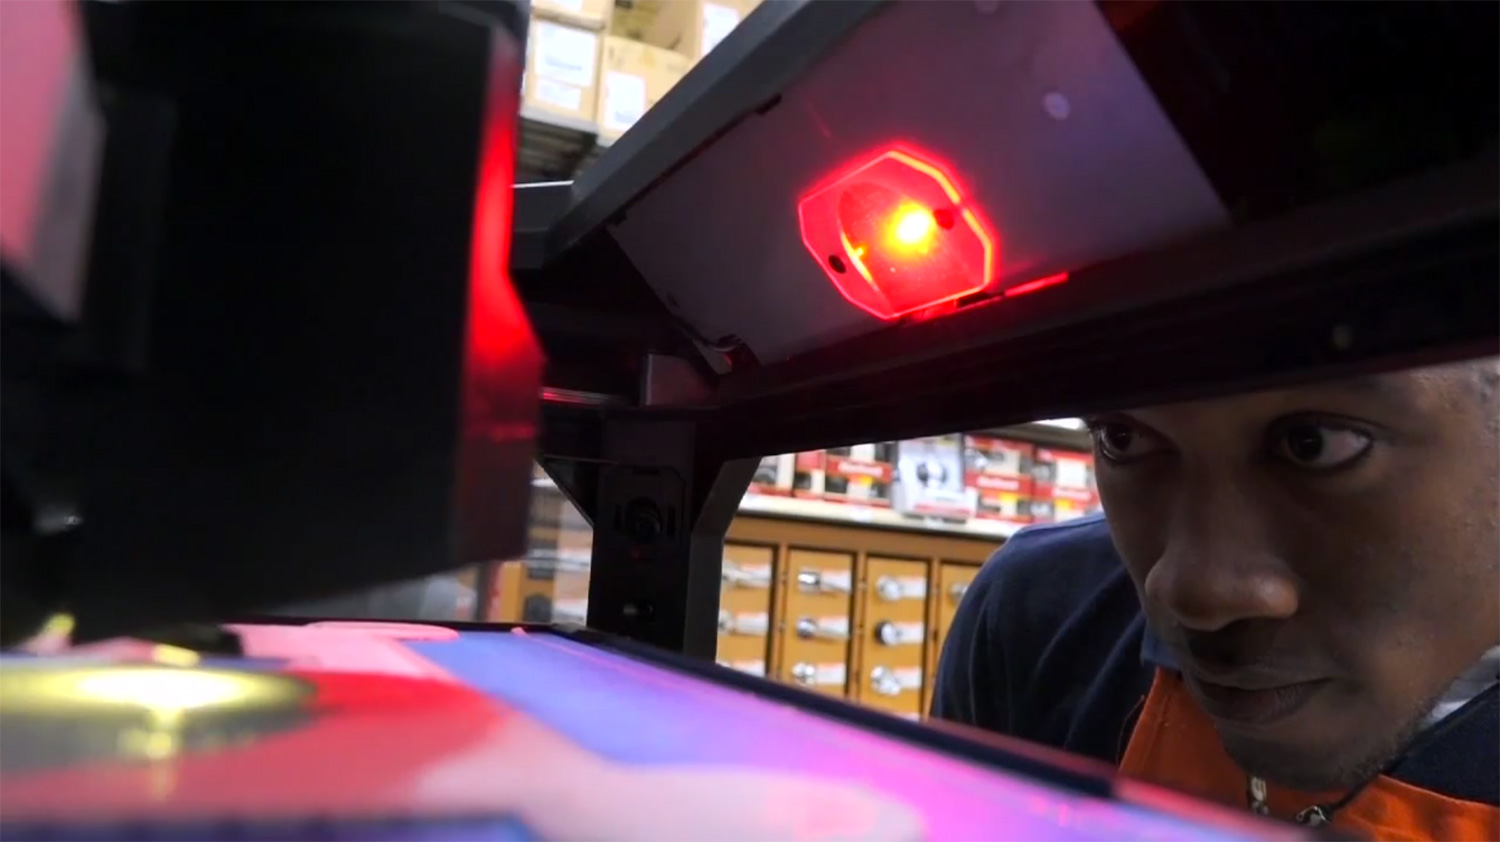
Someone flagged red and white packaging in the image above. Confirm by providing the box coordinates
[965,436,1035,523]
[1031,448,1099,523]
[823,444,895,507]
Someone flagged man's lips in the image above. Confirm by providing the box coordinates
[1183,670,1331,728]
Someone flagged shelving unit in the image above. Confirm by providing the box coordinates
[518,107,601,182]
[492,420,1097,714]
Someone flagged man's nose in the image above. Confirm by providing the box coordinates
[1143,482,1300,632]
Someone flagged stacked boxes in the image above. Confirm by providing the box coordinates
[611,0,762,62]
[523,0,758,138]
[534,0,614,27]
[524,3,609,126]
[596,35,692,142]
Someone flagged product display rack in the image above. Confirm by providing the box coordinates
[490,417,1096,714]
[493,468,999,718]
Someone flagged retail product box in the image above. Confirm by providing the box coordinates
[611,0,761,62]
[823,443,895,507]
[893,435,977,519]
[792,450,825,498]
[965,436,1035,523]
[533,0,612,30]
[523,14,604,126]
[596,35,692,142]
[749,453,795,496]
[1031,448,1099,523]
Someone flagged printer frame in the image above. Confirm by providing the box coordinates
[510,1,1499,658]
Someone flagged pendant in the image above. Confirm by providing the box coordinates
[1296,806,1330,827]
[1247,776,1271,816]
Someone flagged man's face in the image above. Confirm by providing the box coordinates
[1091,362,1499,792]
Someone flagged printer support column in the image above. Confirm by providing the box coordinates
[542,414,755,658]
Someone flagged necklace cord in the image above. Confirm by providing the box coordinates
[1260,681,1499,825]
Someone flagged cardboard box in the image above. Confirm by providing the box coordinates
[533,0,612,30]
[596,35,691,141]
[523,15,604,126]
[611,0,761,62]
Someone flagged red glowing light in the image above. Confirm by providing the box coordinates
[464,36,540,441]
[798,147,997,321]
[1005,272,1070,297]
[459,31,544,561]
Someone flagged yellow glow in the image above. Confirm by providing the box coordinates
[76,669,248,711]
[890,204,935,247]
[43,613,75,637]
[1,666,307,769]
[120,727,180,760]
[0,666,305,719]
[838,231,877,290]
[151,645,202,668]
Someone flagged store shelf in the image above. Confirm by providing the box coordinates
[532,476,1022,540]
[737,492,1022,541]
[976,421,1093,452]
[517,106,602,183]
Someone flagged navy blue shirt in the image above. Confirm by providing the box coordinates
[931,514,1498,805]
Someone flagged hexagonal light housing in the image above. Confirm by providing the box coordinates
[798,147,997,320]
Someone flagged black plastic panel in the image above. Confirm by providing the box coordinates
[1102,0,1500,223]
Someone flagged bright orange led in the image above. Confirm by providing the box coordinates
[891,204,935,248]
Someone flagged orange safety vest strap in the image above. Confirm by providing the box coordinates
[1119,669,1500,842]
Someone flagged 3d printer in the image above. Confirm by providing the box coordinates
[0,0,1494,839]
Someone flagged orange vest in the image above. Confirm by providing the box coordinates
[1120,669,1500,842]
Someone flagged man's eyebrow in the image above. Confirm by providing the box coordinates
[1320,376,1408,395]
[1288,374,1416,402]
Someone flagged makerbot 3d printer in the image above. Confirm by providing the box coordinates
[0,0,1494,839]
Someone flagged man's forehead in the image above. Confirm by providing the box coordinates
[1132,369,1456,418]
[1276,362,1493,405]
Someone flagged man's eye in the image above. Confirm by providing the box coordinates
[1273,423,1373,470]
[1091,420,1170,463]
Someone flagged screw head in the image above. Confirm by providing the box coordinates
[1330,323,1355,351]
[1043,91,1071,121]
